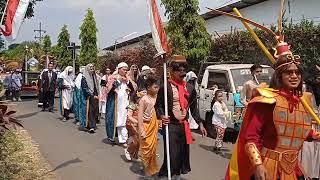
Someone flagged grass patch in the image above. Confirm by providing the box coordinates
[0,129,55,180]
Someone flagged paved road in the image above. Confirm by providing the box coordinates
[15,99,232,180]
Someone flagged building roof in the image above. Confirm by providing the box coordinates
[103,0,267,51]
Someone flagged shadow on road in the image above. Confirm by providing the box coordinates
[15,111,39,119]
[199,144,232,159]
[36,157,83,179]
[52,157,83,171]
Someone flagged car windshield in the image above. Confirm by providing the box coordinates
[231,67,274,88]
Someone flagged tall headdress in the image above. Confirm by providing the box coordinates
[207,0,301,69]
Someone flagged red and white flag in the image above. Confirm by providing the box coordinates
[147,0,169,56]
[1,0,30,43]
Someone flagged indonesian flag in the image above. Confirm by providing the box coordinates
[147,0,169,57]
[1,0,31,43]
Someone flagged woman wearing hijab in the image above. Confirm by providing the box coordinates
[185,71,199,130]
[105,62,135,154]
[58,66,75,122]
[73,66,85,126]
[81,64,101,133]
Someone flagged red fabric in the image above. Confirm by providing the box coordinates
[1,0,20,36]
[183,121,193,144]
[278,90,300,113]
[168,79,189,110]
[243,103,303,177]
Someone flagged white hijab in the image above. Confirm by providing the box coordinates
[60,66,75,87]
[75,66,85,89]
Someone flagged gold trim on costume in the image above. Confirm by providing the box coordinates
[245,143,262,167]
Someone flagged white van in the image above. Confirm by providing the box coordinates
[198,63,274,127]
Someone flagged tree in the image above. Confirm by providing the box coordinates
[42,35,51,52]
[0,0,43,19]
[56,25,72,69]
[161,0,211,69]
[79,9,98,66]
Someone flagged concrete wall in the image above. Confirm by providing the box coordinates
[206,0,320,37]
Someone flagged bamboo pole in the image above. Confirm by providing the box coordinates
[232,7,320,125]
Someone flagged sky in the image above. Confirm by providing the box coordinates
[13,0,237,49]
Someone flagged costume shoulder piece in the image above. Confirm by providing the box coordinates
[302,92,313,106]
[249,88,278,105]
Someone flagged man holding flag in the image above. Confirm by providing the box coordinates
[155,55,207,179]
[146,0,207,179]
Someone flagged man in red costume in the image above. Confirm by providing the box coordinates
[225,42,320,180]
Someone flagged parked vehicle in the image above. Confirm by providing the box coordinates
[197,63,274,141]
[21,71,40,97]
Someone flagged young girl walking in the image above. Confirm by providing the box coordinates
[212,90,230,151]
[138,76,160,177]
[125,91,146,161]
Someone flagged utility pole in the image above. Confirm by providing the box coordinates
[34,22,46,44]
[67,42,80,76]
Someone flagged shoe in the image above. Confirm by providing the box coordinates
[89,128,95,133]
[41,109,45,112]
[107,138,115,143]
[76,122,80,126]
[18,98,22,102]
[62,118,67,122]
[12,98,17,101]
[124,148,132,161]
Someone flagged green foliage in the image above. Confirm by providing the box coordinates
[1,42,44,64]
[210,19,320,74]
[161,0,211,69]
[79,9,98,66]
[56,25,72,69]
[42,35,52,52]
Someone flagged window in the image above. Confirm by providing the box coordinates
[207,71,229,91]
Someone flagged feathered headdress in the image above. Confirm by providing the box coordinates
[207,0,301,68]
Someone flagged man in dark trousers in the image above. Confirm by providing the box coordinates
[155,55,207,179]
[41,62,57,112]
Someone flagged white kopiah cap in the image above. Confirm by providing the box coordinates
[141,65,151,71]
[117,62,128,69]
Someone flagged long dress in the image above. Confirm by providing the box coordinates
[58,78,74,116]
[140,110,159,176]
[81,76,98,130]
[106,77,133,142]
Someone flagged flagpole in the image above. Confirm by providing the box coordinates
[0,0,9,26]
[162,57,171,180]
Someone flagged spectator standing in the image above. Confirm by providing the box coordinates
[10,69,23,102]
[41,62,57,112]
[240,64,262,106]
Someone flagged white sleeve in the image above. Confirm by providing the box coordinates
[213,103,225,118]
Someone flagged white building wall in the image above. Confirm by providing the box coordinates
[108,0,320,50]
[206,0,320,37]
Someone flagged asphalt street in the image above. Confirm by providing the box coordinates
[15,99,232,180]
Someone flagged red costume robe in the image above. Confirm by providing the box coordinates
[225,88,320,180]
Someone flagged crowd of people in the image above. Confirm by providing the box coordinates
[34,50,320,180]
[37,56,208,179]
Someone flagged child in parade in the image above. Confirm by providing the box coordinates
[212,90,231,151]
[138,76,160,177]
[125,91,146,161]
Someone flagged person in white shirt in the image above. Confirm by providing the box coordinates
[212,89,231,151]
